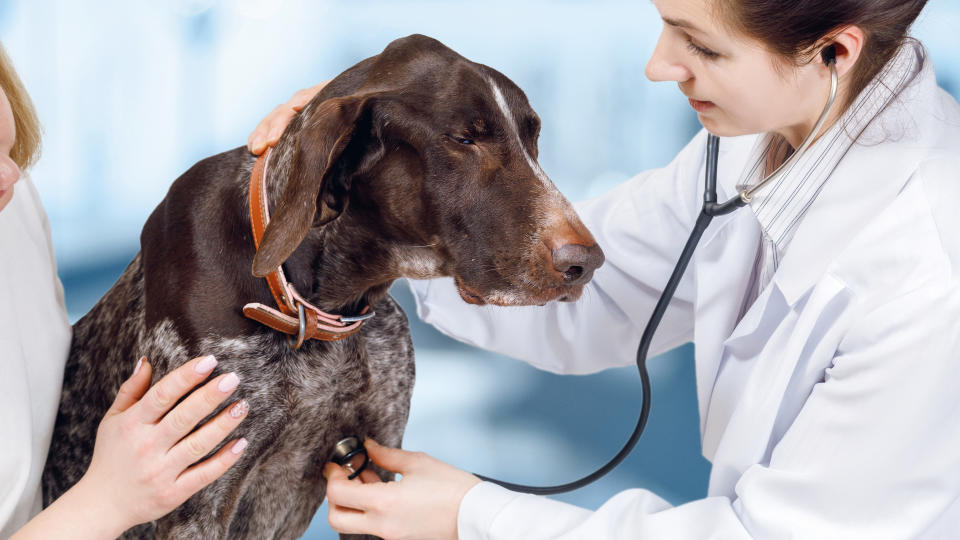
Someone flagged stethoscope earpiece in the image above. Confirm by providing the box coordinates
[331,435,370,480]
[821,44,837,67]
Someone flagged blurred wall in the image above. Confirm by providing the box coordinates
[3,1,957,538]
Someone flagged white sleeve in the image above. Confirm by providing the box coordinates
[457,281,960,539]
[407,130,709,375]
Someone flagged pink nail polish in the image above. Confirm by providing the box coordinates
[133,357,144,376]
[230,400,249,418]
[195,355,218,374]
[218,372,240,393]
[231,438,248,455]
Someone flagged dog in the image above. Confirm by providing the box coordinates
[42,34,604,539]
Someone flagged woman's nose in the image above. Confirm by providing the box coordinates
[0,155,21,191]
[645,32,692,83]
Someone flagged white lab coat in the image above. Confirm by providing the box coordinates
[409,53,960,538]
[0,176,72,537]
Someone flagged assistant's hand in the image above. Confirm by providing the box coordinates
[247,81,331,155]
[324,440,482,540]
[76,355,249,534]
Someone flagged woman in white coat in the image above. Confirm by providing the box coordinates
[252,0,960,538]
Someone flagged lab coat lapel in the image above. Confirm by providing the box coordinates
[690,136,764,436]
[770,144,923,307]
[771,57,938,307]
[699,134,925,476]
[692,211,761,436]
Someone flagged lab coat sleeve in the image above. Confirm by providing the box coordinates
[407,130,709,375]
[457,280,960,539]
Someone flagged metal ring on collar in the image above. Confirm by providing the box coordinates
[287,302,307,350]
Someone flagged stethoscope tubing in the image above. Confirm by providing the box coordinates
[474,159,719,496]
[473,53,838,496]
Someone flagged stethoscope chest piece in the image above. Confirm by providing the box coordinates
[331,435,370,480]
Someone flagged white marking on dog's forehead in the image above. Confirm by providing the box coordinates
[486,77,555,190]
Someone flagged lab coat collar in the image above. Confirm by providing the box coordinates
[767,45,935,306]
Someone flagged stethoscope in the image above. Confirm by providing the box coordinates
[333,46,839,496]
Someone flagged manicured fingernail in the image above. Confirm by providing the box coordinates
[231,438,248,455]
[133,356,144,376]
[195,355,217,374]
[229,399,249,418]
[218,372,240,393]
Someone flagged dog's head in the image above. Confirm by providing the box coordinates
[253,34,603,307]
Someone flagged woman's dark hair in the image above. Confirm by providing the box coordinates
[715,0,929,110]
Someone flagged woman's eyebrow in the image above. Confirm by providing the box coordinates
[662,16,703,34]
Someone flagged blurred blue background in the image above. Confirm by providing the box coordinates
[3,1,958,537]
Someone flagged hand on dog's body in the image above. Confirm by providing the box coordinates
[247,80,331,156]
[13,356,248,540]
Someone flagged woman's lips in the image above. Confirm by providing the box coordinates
[688,98,716,113]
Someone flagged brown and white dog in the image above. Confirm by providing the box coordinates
[42,34,603,539]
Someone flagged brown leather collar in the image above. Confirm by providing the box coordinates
[242,148,374,349]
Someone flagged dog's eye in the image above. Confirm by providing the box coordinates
[447,134,475,145]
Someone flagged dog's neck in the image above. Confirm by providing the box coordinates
[284,219,397,314]
[260,139,399,315]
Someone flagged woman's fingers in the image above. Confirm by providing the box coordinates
[328,503,372,536]
[175,436,249,501]
[289,82,330,111]
[246,104,290,155]
[133,355,219,423]
[247,80,331,156]
[168,397,249,469]
[324,463,382,511]
[364,439,421,474]
[359,469,382,484]
[157,371,241,447]
[105,357,153,417]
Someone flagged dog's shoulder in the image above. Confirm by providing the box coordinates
[361,293,413,357]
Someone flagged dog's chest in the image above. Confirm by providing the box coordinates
[150,297,417,537]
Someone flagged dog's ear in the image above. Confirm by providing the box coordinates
[252,95,372,278]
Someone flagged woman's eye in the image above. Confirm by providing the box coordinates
[686,39,719,60]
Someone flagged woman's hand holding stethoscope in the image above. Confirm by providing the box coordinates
[323,439,481,540]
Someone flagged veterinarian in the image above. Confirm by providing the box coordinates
[251,0,960,538]
[0,41,309,538]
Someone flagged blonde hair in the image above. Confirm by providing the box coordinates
[0,43,41,170]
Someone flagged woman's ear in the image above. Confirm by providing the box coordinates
[823,25,866,79]
[251,95,371,278]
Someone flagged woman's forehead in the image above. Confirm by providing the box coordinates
[653,0,717,32]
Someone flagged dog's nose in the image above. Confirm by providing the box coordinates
[552,243,604,285]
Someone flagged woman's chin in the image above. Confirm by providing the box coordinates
[698,116,753,139]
